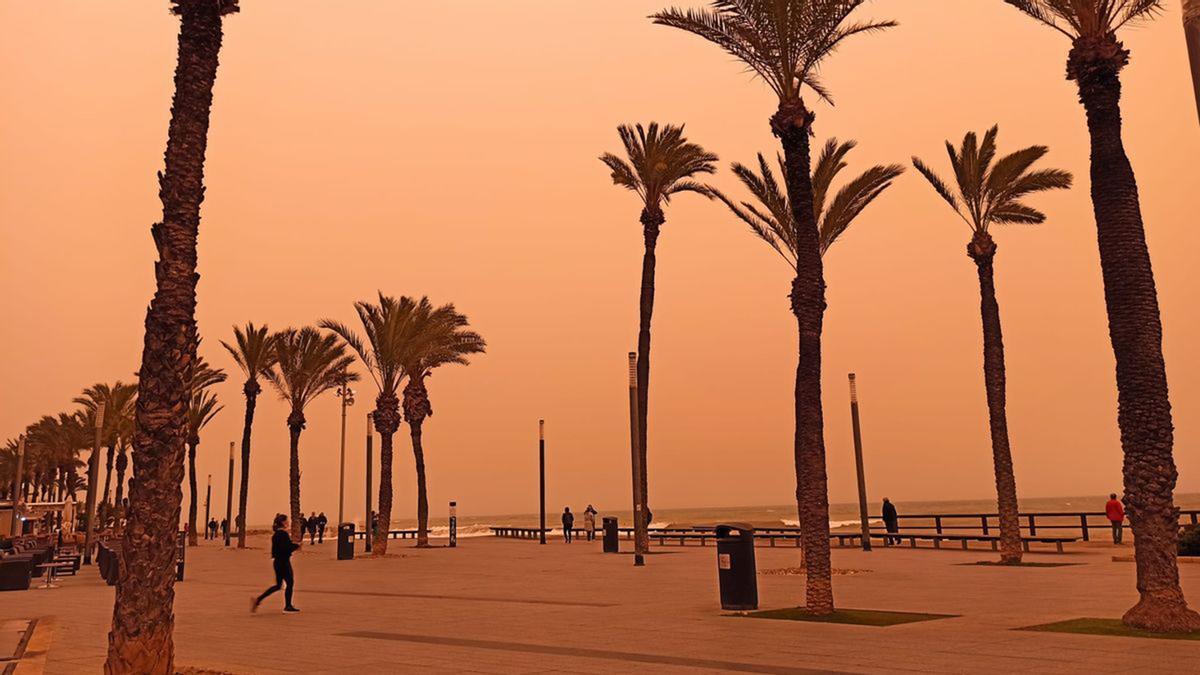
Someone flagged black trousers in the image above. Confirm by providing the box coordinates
[257,558,295,607]
[1111,521,1123,544]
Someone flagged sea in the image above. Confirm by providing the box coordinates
[353,492,1200,539]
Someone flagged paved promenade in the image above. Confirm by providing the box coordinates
[3,535,1198,673]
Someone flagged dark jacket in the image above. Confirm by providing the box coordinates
[882,501,898,524]
[562,512,574,528]
[271,529,300,560]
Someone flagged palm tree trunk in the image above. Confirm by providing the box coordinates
[772,100,833,615]
[635,207,662,555]
[1185,0,1200,124]
[1070,40,1200,633]
[107,3,232,671]
[373,395,401,557]
[114,445,128,507]
[968,233,1022,564]
[103,443,116,508]
[236,381,259,549]
[186,440,199,546]
[410,421,429,548]
[287,412,304,542]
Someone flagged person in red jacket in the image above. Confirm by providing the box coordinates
[1105,493,1126,544]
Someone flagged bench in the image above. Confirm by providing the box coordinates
[869,532,1077,553]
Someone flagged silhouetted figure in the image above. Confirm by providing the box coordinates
[316,512,327,543]
[1106,493,1126,544]
[562,507,574,543]
[308,512,318,544]
[220,518,229,540]
[584,505,598,542]
[208,518,218,540]
[882,498,900,545]
[298,514,308,542]
[253,514,300,613]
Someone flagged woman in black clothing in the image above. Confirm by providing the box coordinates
[252,513,300,613]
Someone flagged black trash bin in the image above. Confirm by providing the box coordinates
[337,522,355,560]
[715,523,757,610]
[602,516,619,553]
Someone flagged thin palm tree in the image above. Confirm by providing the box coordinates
[1186,0,1200,122]
[1005,0,1200,633]
[73,382,138,511]
[400,300,486,547]
[716,139,904,261]
[112,391,137,511]
[653,0,894,614]
[265,327,358,541]
[321,294,416,557]
[912,126,1071,565]
[108,1,239,670]
[600,122,717,557]
[185,389,222,546]
[221,322,277,548]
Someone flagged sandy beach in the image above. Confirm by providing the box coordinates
[5,534,1198,674]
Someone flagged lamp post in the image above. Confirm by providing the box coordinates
[628,353,646,566]
[539,419,546,545]
[10,436,25,537]
[203,474,212,540]
[365,411,374,553]
[335,381,355,526]
[848,373,872,552]
[83,402,106,565]
[224,441,234,546]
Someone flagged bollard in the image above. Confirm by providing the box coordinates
[449,501,458,548]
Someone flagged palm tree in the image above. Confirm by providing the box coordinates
[74,382,138,511]
[112,392,137,510]
[716,139,904,260]
[1004,0,1200,633]
[400,300,486,547]
[322,294,416,556]
[108,1,239,671]
[653,0,894,614]
[600,122,717,557]
[1186,0,1200,122]
[912,126,1071,565]
[265,328,358,541]
[185,389,222,546]
[221,323,277,548]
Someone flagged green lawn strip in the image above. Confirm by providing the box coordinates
[1017,618,1200,641]
[732,607,957,626]
[959,561,1082,568]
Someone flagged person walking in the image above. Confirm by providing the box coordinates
[316,512,328,543]
[220,518,229,541]
[561,507,575,543]
[882,498,900,546]
[1105,493,1126,544]
[308,512,318,545]
[583,505,598,542]
[252,514,301,613]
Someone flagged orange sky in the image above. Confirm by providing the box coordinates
[2,1,1197,526]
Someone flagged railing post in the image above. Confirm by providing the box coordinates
[1080,514,1089,541]
[980,515,989,535]
[1028,514,1037,536]
[935,516,943,534]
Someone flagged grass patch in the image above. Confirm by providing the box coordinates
[960,561,1082,568]
[1017,618,1200,641]
[734,607,956,626]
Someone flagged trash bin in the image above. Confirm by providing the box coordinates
[337,522,355,561]
[715,523,757,610]
[602,516,619,553]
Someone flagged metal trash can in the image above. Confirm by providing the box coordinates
[337,522,355,560]
[602,516,619,553]
[715,523,757,610]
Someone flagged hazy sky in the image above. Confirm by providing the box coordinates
[2,1,1197,526]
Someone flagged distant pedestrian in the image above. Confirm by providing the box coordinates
[882,498,900,545]
[562,507,575,543]
[584,505,598,542]
[252,514,300,614]
[308,512,318,544]
[1106,493,1126,544]
[220,518,229,540]
[316,512,327,543]
[644,507,653,530]
[298,514,308,542]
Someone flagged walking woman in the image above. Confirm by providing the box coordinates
[252,513,301,613]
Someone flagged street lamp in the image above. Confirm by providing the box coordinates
[628,352,645,566]
[84,402,106,564]
[365,411,374,553]
[335,381,355,526]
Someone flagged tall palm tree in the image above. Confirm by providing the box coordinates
[185,390,222,546]
[108,1,239,671]
[265,328,357,541]
[1186,0,1200,122]
[112,391,137,510]
[400,300,486,547]
[322,294,416,556]
[716,139,904,260]
[1005,0,1200,633]
[912,126,1071,565]
[600,122,717,557]
[653,0,894,614]
[74,382,138,510]
[221,322,277,548]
